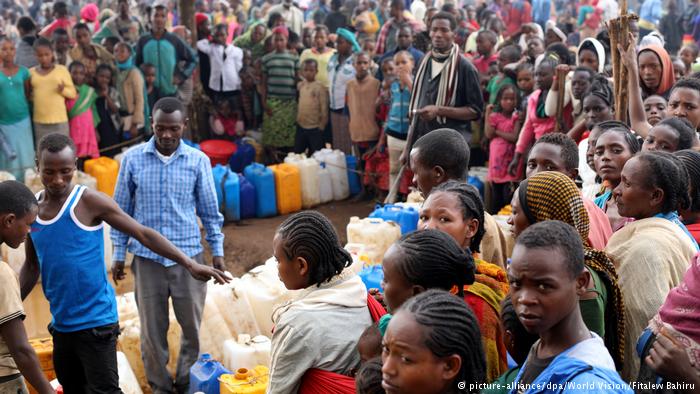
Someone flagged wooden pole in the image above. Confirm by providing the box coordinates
[554,67,567,132]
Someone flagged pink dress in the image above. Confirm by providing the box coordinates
[66,98,100,159]
[487,111,519,183]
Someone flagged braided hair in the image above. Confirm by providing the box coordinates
[674,149,700,212]
[276,211,352,286]
[636,151,692,213]
[431,181,486,252]
[597,126,642,154]
[355,357,383,394]
[392,229,475,297]
[651,117,697,151]
[583,74,615,110]
[400,289,486,392]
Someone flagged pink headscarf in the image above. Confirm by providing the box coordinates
[81,3,100,32]
[658,253,700,346]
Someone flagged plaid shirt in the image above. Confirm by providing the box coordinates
[111,138,224,266]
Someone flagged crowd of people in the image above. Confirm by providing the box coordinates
[2,0,700,393]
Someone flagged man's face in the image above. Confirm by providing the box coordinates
[153,8,167,32]
[118,0,129,16]
[153,109,186,155]
[430,18,453,52]
[53,34,69,53]
[397,27,412,49]
[38,146,76,198]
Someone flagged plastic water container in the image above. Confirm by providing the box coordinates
[190,354,231,394]
[313,149,349,200]
[222,334,272,372]
[212,165,241,222]
[318,166,333,204]
[369,204,420,234]
[269,164,302,215]
[284,153,321,208]
[229,140,256,173]
[243,163,277,218]
[468,175,485,199]
[84,157,119,196]
[200,294,234,362]
[30,337,55,383]
[238,174,256,220]
[242,137,263,163]
[240,258,293,335]
[220,366,269,394]
[359,265,384,292]
[201,140,237,166]
[208,278,262,338]
[347,217,402,265]
[346,155,361,196]
[117,351,143,394]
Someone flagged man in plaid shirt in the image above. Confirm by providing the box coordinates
[111,97,226,393]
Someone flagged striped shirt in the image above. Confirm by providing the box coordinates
[111,137,224,266]
[262,51,299,99]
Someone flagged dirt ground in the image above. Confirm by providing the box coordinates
[210,199,376,277]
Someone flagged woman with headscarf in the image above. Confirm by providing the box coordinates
[517,22,544,53]
[638,45,676,100]
[544,20,567,48]
[605,151,697,380]
[234,21,270,62]
[508,171,626,372]
[80,3,100,34]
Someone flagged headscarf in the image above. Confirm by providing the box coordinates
[195,13,209,27]
[519,171,626,370]
[81,3,100,32]
[578,37,606,74]
[233,21,269,60]
[518,22,544,52]
[546,20,567,43]
[272,25,289,38]
[638,45,676,96]
[336,28,361,53]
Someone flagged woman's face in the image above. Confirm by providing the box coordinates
[382,310,458,394]
[638,50,662,93]
[578,48,599,72]
[0,39,15,63]
[642,124,680,152]
[594,131,635,187]
[70,65,86,85]
[114,44,131,63]
[644,95,668,126]
[534,63,554,91]
[35,45,54,68]
[381,245,417,313]
[668,87,700,130]
[96,68,111,88]
[612,157,660,219]
[507,188,530,239]
[419,191,477,250]
[583,95,614,130]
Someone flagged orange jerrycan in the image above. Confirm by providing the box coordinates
[268,164,302,215]
[84,157,120,196]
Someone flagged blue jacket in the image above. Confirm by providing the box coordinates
[510,334,632,394]
[135,31,198,96]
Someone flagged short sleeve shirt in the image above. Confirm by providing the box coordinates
[262,52,299,99]
[0,67,31,125]
[0,261,24,377]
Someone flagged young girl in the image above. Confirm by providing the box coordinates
[515,62,534,114]
[593,126,642,231]
[642,117,697,153]
[30,37,76,145]
[0,37,34,181]
[484,84,521,213]
[270,211,371,393]
[94,64,121,157]
[114,42,145,141]
[382,51,413,193]
[509,57,569,175]
[66,61,99,165]
[417,181,509,381]
[261,26,298,160]
[581,75,615,132]
[382,289,486,394]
